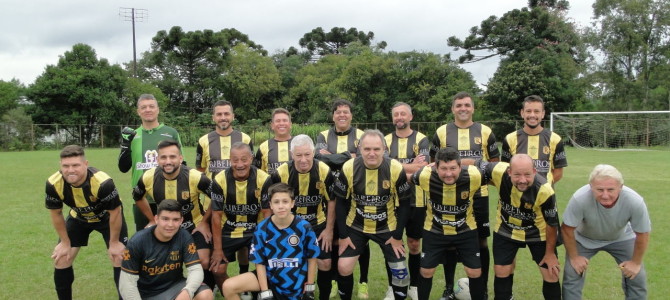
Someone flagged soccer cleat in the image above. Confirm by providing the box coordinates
[329,280,338,299]
[383,286,394,300]
[407,286,419,300]
[357,282,369,299]
[439,288,455,300]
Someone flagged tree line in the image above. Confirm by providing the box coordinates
[2,0,669,149]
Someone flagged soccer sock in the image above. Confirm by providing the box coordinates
[54,267,74,300]
[408,253,421,287]
[494,276,513,300]
[443,249,458,290]
[331,245,340,281]
[317,269,332,300]
[339,274,354,300]
[417,274,433,300]
[239,263,249,274]
[359,244,370,283]
[203,269,216,290]
[480,246,490,289]
[391,283,408,300]
[113,267,121,300]
[468,276,485,300]
[542,280,561,300]
[385,259,393,286]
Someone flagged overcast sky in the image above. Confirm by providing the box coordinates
[0,0,595,86]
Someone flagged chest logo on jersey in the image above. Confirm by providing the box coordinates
[181,191,190,200]
[89,195,97,203]
[474,137,482,145]
[255,189,261,199]
[316,181,324,190]
[288,234,300,246]
[382,180,391,190]
[461,191,470,200]
[543,146,550,155]
[188,243,196,254]
[413,144,419,155]
[122,249,131,261]
[524,202,533,209]
[146,150,158,164]
[169,250,180,261]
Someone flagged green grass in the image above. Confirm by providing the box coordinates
[0,147,667,299]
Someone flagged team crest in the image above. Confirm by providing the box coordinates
[354,140,359,148]
[461,191,470,199]
[181,191,190,200]
[123,249,131,261]
[145,150,158,164]
[169,250,180,261]
[316,181,324,190]
[474,137,482,145]
[288,234,300,246]
[413,144,419,155]
[89,195,97,203]
[188,243,196,254]
[255,189,261,199]
[543,146,550,155]
[524,203,533,209]
[382,180,391,189]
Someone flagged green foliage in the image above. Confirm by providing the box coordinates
[28,44,128,146]
[0,107,33,150]
[299,27,384,55]
[0,79,25,116]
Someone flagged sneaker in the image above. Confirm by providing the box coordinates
[439,288,455,300]
[329,280,338,299]
[407,286,418,300]
[357,282,369,299]
[240,292,253,300]
[383,286,394,300]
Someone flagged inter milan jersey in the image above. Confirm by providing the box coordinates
[412,165,482,235]
[501,128,567,184]
[196,130,253,177]
[385,130,430,207]
[121,228,200,298]
[122,124,181,188]
[315,126,364,171]
[132,166,211,231]
[333,157,412,234]
[255,137,293,174]
[45,167,122,223]
[431,122,499,197]
[270,160,334,228]
[210,166,271,238]
[250,216,320,299]
[482,161,559,242]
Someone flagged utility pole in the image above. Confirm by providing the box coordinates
[119,7,148,78]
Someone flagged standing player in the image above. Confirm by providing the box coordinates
[196,99,254,282]
[384,102,430,300]
[412,148,486,300]
[118,93,181,231]
[270,134,336,299]
[209,142,272,295]
[561,165,650,300]
[431,92,499,299]
[334,130,413,300]
[132,139,215,289]
[46,145,127,300]
[501,95,567,184]
[255,108,293,174]
[480,154,561,300]
[315,99,369,298]
[119,199,213,300]
[222,183,321,300]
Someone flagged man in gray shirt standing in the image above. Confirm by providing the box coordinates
[561,164,651,300]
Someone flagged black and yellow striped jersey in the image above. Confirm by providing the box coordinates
[254,137,293,174]
[45,167,122,223]
[270,159,334,228]
[385,130,430,207]
[501,129,567,184]
[333,157,412,235]
[196,130,253,177]
[132,166,211,231]
[431,122,499,161]
[411,165,482,235]
[210,166,271,238]
[315,126,364,171]
[482,161,559,242]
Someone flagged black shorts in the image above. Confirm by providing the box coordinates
[250,270,291,300]
[492,233,557,267]
[192,231,212,250]
[421,230,480,269]
[472,195,490,238]
[221,236,253,263]
[405,206,425,240]
[64,215,128,248]
[340,229,404,263]
[312,223,331,259]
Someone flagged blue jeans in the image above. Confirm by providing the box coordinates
[562,238,647,300]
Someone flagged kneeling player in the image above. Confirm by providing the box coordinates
[222,183,320,299]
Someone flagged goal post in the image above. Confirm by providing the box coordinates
[550,111,670,150]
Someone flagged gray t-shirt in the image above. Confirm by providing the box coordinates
[563,184,651,249]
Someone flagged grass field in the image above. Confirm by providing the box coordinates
[0,147,667,299]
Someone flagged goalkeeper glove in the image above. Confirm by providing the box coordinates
[121,127,136,150]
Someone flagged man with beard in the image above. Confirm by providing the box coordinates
[118,93,181,231]
[132,139,215,289]
[209,142,272,296]
[255,108,293,174]
[383,102,429,300]
[46,145,127,299]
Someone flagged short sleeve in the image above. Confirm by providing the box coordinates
[98,178,122,210]
[45,181,63,210]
